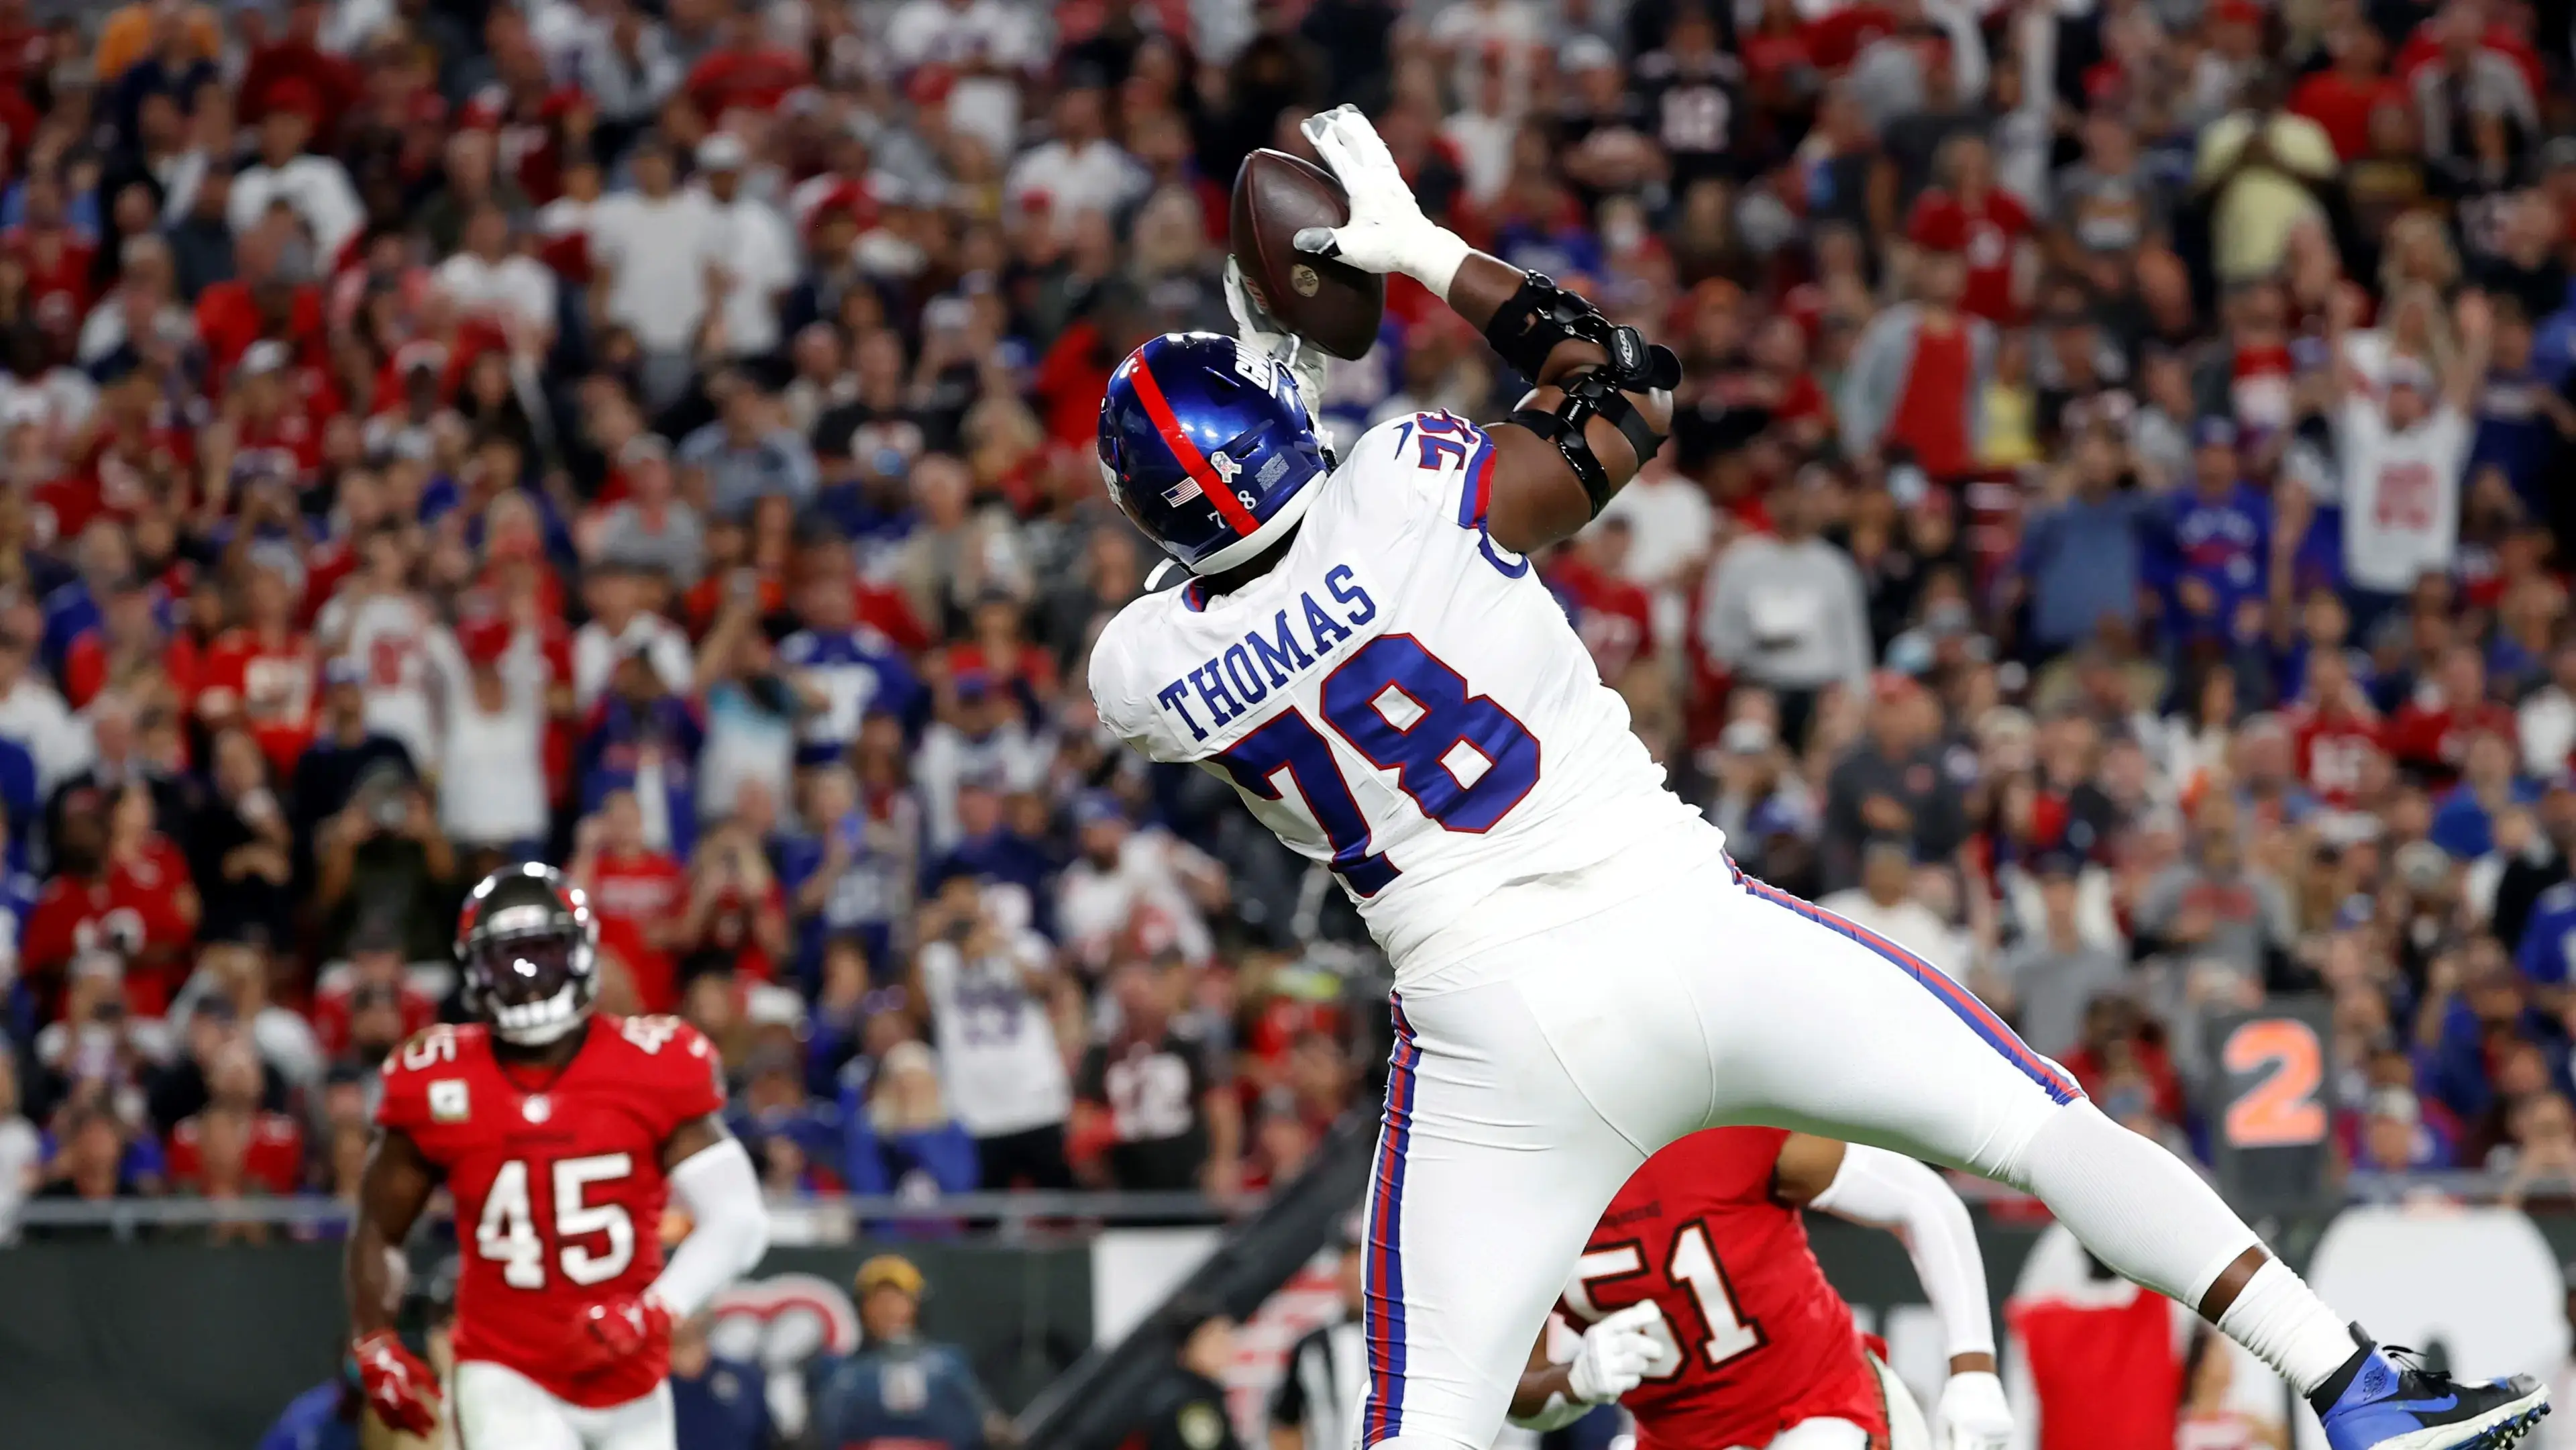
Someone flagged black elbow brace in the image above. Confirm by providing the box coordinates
[1485,270,1680,517]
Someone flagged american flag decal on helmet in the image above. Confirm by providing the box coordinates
[1163,477,1204,505]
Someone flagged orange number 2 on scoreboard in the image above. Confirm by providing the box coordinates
[2221,1018,2327,1148]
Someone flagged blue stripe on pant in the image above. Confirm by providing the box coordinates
[1363,998,1420,1444]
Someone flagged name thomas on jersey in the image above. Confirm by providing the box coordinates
[1153,564,1378,741]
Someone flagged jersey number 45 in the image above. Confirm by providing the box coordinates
[1214,635,1540,895]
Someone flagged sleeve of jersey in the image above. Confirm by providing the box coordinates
[1346,411,1499,536]
[659,1022,729,1132]
[1085,625,1183,764]
[372,1045,429,1136]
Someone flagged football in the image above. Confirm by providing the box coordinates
[1229,148,1385,362]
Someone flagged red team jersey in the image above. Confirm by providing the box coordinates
[2289,705,2383,811]
[1561,1128,1886,1450]
[374,1015,726,1408]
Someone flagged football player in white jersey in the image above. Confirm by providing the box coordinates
[1085,107,2546,1450]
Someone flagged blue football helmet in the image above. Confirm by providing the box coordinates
[1097,332,1331,574]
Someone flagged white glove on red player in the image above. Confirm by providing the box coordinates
[1933,1369,2014,1450]
[1289,105,1472,293]
[1222,256,1328,416]
[1566,1303,1666,1404]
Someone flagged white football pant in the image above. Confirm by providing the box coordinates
[1357,821,2262,1450]
[451,1359,674,1450]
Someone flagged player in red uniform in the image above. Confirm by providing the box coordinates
[345,865,769,1449]
[1509,1128,2010,1450]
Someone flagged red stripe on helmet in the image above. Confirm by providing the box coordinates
[1126,358,1259,537]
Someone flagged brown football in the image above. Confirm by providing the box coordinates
[1230,148,1386,362]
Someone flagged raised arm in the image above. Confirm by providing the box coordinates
[1774,1133,2012,1450]
[1289,107,1676,557]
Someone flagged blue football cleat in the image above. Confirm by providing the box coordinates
[2310,1330,2550,1450]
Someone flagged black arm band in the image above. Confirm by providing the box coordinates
[1482,270,1683,393]
[1508,369,1670,519]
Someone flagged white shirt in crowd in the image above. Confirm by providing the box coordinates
[437,668,549,847]
[1816,887,1972,979]
[910,722,1052,851]
[0,1110,35,1243]
[2523,682,2576,780]
[1002,138,1148,226]
[229,154,366,262]
[2335,395,2468,595]
[1055,830,1218,970]
[571,613,696,711]
[916,936,1071,1139]
[318,590,460,772]
[883,0,1044,72]
[431,250,559,339]
[0,674,91,792]
[589,189,723,352]
[698,190,800,359]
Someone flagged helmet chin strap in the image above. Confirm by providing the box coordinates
[492,982,586,1045]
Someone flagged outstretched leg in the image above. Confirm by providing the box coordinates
[1538,862,2548,1450]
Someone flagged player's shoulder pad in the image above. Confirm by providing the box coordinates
[378,1022,481,1084]
[600,1013,718,1070]
[1341,409,1494,523]
[1085,608,1160,744]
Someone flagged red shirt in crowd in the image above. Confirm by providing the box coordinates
[22,847,199,1017]
[2290,703,2385,810]
[2385,690,2517,785]
[5,221,94,338]
[2007,1286,2180,1450]
[2290,70,2406,160]
[1885,311,1975,478]
[309,975,441,1059]
[63,629,201,711]
[587,849,688,1013]
[199,629,319,777]
[1910,189,2031,323]
[193,280,327,379]
[167,1109,307,1196]
[685,45,812,118]
[1548,551,1656,682]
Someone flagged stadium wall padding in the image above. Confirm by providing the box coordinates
[4,1209,2571,1450]
[0,1241,1094,1450]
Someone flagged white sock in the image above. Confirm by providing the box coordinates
[2214,1259,2362,1394]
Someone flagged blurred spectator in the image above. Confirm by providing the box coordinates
[166,1035,303,1213]
[843,1038,978,1198]
[0,1042,34,1241]
[910,873,1071,1189]
[1819,836,1969,977]
[1699,481,1872,746]
[667,1310,769,1450]
[1996,850,2129,1060]
[1074,957,1240,1196]
[812,1254,1008,1450]
[1134,1299,1245,1450]
[25,1100,146,1237]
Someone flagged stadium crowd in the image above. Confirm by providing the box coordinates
[1,0,2575,1236]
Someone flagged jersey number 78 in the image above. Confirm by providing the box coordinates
[1213,634,1540,896]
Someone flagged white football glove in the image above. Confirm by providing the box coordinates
[1290,105,1472,293]
[1932,1370,2014,1450]
[1565,1303,1664,1404]
[1222,254,1328,416]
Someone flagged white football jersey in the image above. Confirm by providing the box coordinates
[1088,410,1704,971]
